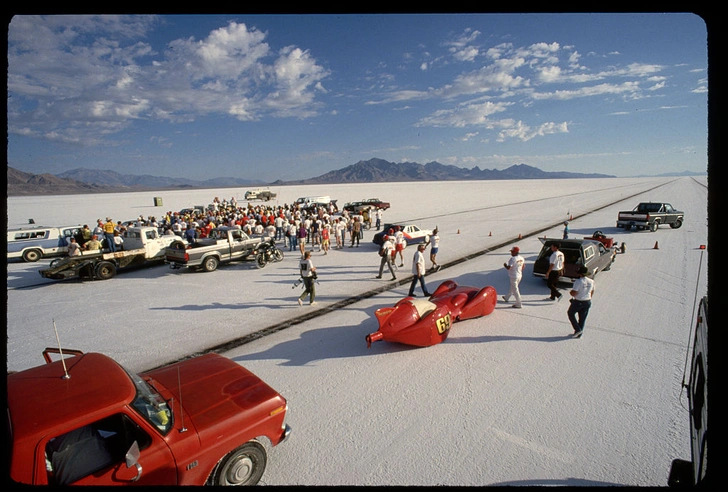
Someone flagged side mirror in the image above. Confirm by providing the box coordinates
[125,441,142,481]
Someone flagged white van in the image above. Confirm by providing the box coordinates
[7,225,82,262]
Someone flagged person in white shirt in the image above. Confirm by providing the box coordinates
[67,237,82,256]
[394,227,406,267]
[407,243,431,297]
[567,265,595,338]
[375,236,397,281]
[545,243,565,301]
[502,246,525,308]
[425,228,441,271]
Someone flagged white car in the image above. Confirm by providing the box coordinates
[373,223,433,245]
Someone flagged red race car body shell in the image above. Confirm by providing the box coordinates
[367,281,497,348]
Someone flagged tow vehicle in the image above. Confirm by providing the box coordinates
[38,227,184,281]
[532,236,617,283]
[7,347,291,485]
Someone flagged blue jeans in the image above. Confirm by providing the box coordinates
[105,233,116,252]
[567,299,591,332]
[408,274,430,296]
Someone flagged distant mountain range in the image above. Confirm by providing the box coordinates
[6,158,702,196]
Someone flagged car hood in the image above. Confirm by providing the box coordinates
[145,354,285,440]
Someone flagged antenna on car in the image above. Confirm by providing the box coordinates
[177,366,187,432]
[52,319,71,379]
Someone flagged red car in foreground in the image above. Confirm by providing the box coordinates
[7,348,291,486]
[366,280,497,348]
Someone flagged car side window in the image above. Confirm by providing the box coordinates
[583,246,595,262]
[45,413,152,485]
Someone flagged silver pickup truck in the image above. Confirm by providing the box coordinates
[165,226,272,272]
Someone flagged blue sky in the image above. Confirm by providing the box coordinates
[7,13,708,181]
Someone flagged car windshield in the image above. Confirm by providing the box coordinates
[124,367,173,435]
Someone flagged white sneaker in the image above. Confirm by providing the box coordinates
[297,299,302,306]
[310,301,317,305]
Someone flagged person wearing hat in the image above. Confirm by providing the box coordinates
[425,228,441,272]
[84,235,102,251]
[407,243,432,297]
[376,235,396,281]
[502,246,525,308]
[563,221,570,240]
[103,217,117,252]
[567,265,595,338]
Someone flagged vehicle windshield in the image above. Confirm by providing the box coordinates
[123,367,174,435]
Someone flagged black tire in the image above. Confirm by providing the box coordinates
[202,256,219,272]
[273,248,284,262]
[624,224,632,231]
[209,441,267,486]
[94,261,117,280]
[22,249,42,262]
[670,219,683,229]
[256,252,267,269]
[650,221,658,232]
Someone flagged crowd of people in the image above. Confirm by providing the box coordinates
[68,195,593,337]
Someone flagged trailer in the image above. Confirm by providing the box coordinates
[38,226,183,281]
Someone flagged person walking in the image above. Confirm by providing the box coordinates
[502,246,525,308]
[297,250,317,306]
[394,227,406,267]
[425,228,441,271]
[563,221,570,239]
[545,242,565,301]
[567,265,594,338]
[407,243,431,297]
[375,235,396,281]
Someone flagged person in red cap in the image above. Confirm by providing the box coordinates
[502,246,525,308]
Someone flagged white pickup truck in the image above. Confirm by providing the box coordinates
[164,226,273,272]
[39,227,184,281]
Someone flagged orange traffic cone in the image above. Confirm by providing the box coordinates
[457,229,460,234]
[518,233,522,239]
[653,241,659,249]
[489,231,492,236]
[570,214,573,220]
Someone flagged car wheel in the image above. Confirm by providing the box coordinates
[203,256,219,272]
[650,221,659,232]
[22,249,42,262]
[670,219,683,229]
[94,261,117,280]
[209,441,267,486]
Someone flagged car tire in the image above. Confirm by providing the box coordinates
[670,219,683,229]
[650,221,659,232]
[202,256,219,272]
[22,249,42,262]
[209,440,267,486]
[94,261,117,280]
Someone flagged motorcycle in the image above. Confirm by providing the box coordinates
[255,240,284,268]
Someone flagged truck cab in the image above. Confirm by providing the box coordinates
[7,348,291,486]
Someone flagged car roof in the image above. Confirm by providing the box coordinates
[8,353,136,448]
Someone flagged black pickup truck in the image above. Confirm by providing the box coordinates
[616,202,684,232]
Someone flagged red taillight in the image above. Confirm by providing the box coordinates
[184,253,189,261]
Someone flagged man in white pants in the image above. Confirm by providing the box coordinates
[502,246,525,308]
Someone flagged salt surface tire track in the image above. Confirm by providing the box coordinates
[145,178,682,371]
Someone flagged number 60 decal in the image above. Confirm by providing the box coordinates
[435,313,452,334]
